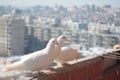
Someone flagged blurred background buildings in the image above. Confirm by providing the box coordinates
[0,5,120,56]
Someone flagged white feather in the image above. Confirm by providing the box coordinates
[55,35,68,55]
[21,35,67,59]
[54,46,79,64]
[4,38,58,71]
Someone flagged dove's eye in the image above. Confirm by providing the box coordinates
[63,36,66,39]
[53,41,55,43]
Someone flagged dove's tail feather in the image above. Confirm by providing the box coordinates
[4,61,24,71]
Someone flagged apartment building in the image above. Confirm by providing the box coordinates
[0,15,25,56]
[24,19,120,53]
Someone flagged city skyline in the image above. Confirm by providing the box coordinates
[0,0,120,55]
[0,0,120,8]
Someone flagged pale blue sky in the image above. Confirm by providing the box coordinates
[0,0,120,8]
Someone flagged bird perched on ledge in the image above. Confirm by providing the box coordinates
[54,46,79,66]
[33,35,68,75]
[4,38,59,71]
[21,35,68,59]
[54,35,79,66]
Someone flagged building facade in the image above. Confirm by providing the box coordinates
[0,15,25,56]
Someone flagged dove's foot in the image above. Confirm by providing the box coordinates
[49,67,56,71]
[75,58,79,62]
[33,71,47,76]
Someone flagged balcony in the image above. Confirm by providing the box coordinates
[17,49,120,80]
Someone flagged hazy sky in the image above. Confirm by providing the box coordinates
[0,0,120,8]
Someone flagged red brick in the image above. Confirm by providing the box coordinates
[88,61,103,80]
[49,72,70,80]
[116,65,120,80]
[101,76,108,80]
[95,76,103,80]
[48,75,58,80]
[103,69,118,80]
[95,61,103,76]
[57,72,70,80]
[71,66,87,80]
[109,70,118,80]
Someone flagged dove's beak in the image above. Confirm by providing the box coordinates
[65,38,68,41]
[56,42,59,45]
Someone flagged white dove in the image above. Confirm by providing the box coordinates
[54,46,79,65]
[55,35,68,55]
[33,35,68,74]
[4,38,59,71]
[21,35,68,60]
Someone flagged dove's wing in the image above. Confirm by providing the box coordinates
[21,49,46,59]
[55,47,79,64]
[4,38,57,71]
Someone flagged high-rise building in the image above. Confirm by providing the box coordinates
[0,15,25,56]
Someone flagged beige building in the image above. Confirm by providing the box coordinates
[0,15,25,56]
